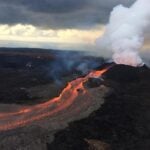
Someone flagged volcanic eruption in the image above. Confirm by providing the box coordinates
[0,0,150,150]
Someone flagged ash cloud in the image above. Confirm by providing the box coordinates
[96,0,150,67]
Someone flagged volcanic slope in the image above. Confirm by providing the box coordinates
[48,64,150,150]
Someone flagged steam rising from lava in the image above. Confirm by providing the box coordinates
[96,0,150,67]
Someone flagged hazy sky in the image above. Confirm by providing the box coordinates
[0,0,149,53]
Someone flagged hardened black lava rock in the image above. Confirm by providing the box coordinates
[103,64,149,83]
[84,77,103,88]
[47,64,150,150]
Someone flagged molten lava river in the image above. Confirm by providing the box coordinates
[0,68,108,132]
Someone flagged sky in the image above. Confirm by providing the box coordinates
[0,0,149,54]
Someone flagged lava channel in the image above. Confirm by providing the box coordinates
[0,68,108,131]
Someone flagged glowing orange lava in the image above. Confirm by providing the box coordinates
[0,68,108,131]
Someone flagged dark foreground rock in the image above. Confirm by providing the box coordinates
[48,64,150,150]
[85,139,111,150]
[0,60,150,150]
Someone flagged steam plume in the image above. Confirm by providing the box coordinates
[96,0,150,66]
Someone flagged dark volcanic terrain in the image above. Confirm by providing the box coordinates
[0,48,104,104]
[48,65,150,150]
[0,48,149,150]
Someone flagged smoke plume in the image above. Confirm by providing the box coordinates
[96,0,150,67]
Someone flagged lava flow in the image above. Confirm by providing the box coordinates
[0,68,108,132]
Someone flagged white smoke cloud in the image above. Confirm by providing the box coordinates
[96,0,150,66]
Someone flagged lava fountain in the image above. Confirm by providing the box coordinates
[0,68,109,132]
